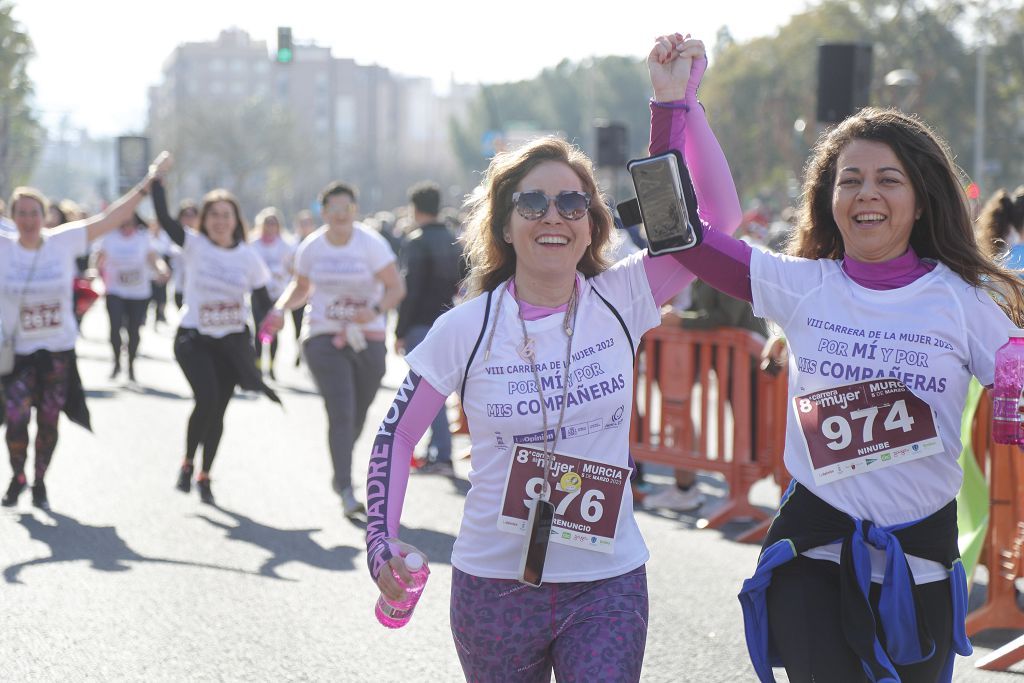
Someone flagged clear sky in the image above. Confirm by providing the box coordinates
[13,0,812,138]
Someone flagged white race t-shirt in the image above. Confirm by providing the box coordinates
[294,224,395,340]
[751,249,1017,581]
[406,252,661,582]
[0,225,88,353]
[178,232,270,338]
[96,230,155,300]
[250,235,296,300]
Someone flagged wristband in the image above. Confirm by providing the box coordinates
[650,97,690,112]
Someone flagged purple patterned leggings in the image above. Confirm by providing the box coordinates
[450,565,648,682]
[3,351,71,484]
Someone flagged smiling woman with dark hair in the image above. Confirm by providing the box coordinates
[662,104,1024,679]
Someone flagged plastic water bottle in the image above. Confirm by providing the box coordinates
[993,331,1024,444]
[375,553,429,628]
[257,314,278,345]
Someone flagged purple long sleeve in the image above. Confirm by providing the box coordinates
[365,371,448,581]
[642,99,749,305]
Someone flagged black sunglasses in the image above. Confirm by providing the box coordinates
[512,191,592,221]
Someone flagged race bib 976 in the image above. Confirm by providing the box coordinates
[498,445,631,554]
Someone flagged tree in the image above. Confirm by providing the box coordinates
[448,0,1024,210]
[0,1,43,199]
[449,56,649,188]
[152,98,321,219]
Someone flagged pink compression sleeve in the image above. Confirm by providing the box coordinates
[643,99,748,305]
[365,371,448,581]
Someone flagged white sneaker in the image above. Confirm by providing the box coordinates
[340,487,366,518]
[643,485,705,512]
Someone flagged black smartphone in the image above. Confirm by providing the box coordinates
[518,498,555,587]
[624,150,701,256]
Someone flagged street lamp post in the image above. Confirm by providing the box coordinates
[973,43,987,193]
[883,69,920,111]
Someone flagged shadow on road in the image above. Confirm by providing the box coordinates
[195,506,361,580]
[119,384,189,400]
[82,388,118,399]
[3,510,253,584]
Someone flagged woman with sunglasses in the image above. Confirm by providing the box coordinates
[0,153,170,510]
[362,34,739,681]
[261,182,405,518]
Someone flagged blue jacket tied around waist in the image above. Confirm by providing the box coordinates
[738,481,971,682]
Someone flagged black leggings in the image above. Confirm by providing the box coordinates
[173,328,239,473]
[106,295,149,367]
[150,280,167,321]
[251,292,278,363]
[767,555,953,682]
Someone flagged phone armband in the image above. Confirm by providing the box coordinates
[621,150,702,256]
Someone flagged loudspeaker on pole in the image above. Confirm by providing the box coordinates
[816,43,873,124]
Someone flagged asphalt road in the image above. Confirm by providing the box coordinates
[0,304,1021,681]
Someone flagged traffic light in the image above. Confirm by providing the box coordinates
[277,27,293,64]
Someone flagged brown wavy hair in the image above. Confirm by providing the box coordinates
[198,189,248,246]
[791,107,1024,325]
[461,136,613,297]
[976,186,1024,259]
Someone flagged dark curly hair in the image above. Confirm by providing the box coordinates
[790,107,1024,325]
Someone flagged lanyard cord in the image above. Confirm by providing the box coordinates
[515,281,578,500]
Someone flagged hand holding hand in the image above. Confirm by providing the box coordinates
[648,33,707,103]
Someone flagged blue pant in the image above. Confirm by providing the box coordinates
[404,324,451,463]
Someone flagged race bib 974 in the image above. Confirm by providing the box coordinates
[793,379,943,486]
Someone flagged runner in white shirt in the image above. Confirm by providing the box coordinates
[95,214,169,381]
[0,153,170,510]
[249,207,295,380]
[361,35,740,681]
[151,160,280,506]
[262,182,405,517]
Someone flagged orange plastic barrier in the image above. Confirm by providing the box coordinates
[963,391,1024,669]
[630,325,788,534]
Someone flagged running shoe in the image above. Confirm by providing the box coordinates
[31,482,49,511]
[176,463,194,493]
[1,475,26,507]
[642,485,705,512]
[340,487,365,518]
[196,478,215,505]
[415,460,455,477]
